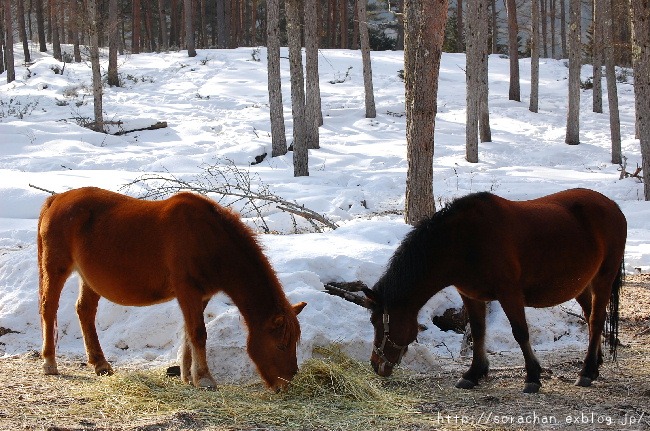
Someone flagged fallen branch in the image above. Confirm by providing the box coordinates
[113,121,168,136]
[560,305,586,324]
[29,184,57,195]
[619,156,643,181]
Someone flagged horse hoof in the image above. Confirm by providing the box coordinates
[43,363,59,375]
[195,377,217,390]
[574,376,592,387]
[166,365,181,377]
[95,363,114,376]
[523,382,541,394]
[455,378,477,390]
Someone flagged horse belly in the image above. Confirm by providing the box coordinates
[522,277,590,308]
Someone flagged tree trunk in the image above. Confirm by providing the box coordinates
[505,0,520,101]
[17,0,31,63]
[86,0,104,132]
[358,0,376,118]
[456,0,463,52]
[604,0,621,163]
[35,0,47,52]
[466,0,480,162]
[51,0,62,60]
[217,0,228,48]
[530,0,540,113]
[631,0,650,199]
[159,0,169,50]
[133,0,141,53]
[560,0,567,58]
[340,0,348,48]
[550,0,556,58]
[305,0,322,149]
[4,0,15,82]
[541,0,548,58]
[479,0,491,142]
[404,0,448,225]
[490,0,497,54]
[396,0,404,50]
[107,0,120,86]
[592,0,603,113]
[286,0,308,176]
[564,0,580,145]
[185,0,197,56]
[267,0,287,157]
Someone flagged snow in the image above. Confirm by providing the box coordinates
[0,45,646,384]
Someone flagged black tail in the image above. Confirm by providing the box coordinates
[605,261,624,360]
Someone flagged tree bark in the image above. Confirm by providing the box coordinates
[478,0,491,142]
[358,0,376,118]
[305,0,322,149]
[564,0,580,145]
[404,0,448,225]
[133,0,141,53]
[560,0,566,58]
[286,0,308,176]
[604,0,621,163]
[185,0,197,56]
[267,0,287,157]
[631,0,650,199]
[17,0,31,63]
[530,0,540,113]
[505,0,520,101]
[158,0,169,50]
[456,0,464,51]
[35,0,47,52]
[592,0,603,113]
[107,0,120,86]
[4,0,15,82]
[541,0,548,58]
[51,0,62,60]
[86,0,104,132]
[466,0,480,162]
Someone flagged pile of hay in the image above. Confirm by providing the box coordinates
[71,346,430,430]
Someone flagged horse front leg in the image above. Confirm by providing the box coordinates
[77,279,113,375]
[455,296,489,389]
[177,293,216,389]
[179,298,210,385]
[499,297,542,393]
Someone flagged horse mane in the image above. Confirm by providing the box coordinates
[372,192,494,310]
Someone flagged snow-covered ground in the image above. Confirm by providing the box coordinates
[1,44,647,384]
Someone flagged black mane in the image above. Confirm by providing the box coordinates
[371,192,493,309]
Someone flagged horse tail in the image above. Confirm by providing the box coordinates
[605,260,624,361]
[37,194,57,314]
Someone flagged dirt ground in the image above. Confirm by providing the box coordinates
[1,275,649,431]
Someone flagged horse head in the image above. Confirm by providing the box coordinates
[246,301,307,391]
[324,283,418,377]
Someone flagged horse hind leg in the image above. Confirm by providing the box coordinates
[499,296,542,394]
[455,296,489,390]
[77,278,113,376]
[39,248,72,376]
[575,289,603,369]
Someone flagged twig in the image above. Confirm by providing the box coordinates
[560,305,586,324]
[29,184,57,195]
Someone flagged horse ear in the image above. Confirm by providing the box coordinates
[361,287,379,307]
[292,302,307,315]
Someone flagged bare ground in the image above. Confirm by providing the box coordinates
[1,276,649,431]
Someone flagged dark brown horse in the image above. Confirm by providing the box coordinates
[38,187,306,391]
[329,188,626,393]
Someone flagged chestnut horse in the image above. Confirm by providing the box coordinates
[38,187,306,391]
[328,189,626,393]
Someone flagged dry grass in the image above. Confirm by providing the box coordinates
[1,278,649,431]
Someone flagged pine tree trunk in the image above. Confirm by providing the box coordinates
[490,0,496,54]
[404,0,448,225]
[217,0,227,48]
[108,0,120,86]
[159,0,169,50]
[541,0,547,58]
[267,0,287,157]
[530,0,540,113]
[505,0,520,101]
[466,0,480,162]
[51,0,62,60]
[185,0,197,56]
[133,0,141,53]
[631,0,650,199]
[17,0,31,63]
[286,0,308,176]
[456,0,463,52]
[564,0,580,145]
[550,0,556,58]
[592,0,603,113]
[35,0,47,52]
[305,0,322,149]
[604,0,621,163]
[86,0,104,132]
[358,0,376,118]
[4,0,15,83]
[560,0,566,58]
[340,0,348,48]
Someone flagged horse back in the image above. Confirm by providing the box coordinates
[37,187,256,306]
